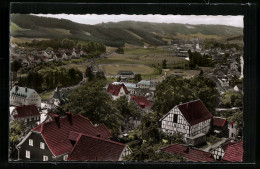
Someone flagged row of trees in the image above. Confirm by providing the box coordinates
[20,38,106,54]
[203,40,242,50]
[188,50,214,69]
[18,67,83,92]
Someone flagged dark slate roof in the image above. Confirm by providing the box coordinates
[222,141,243,162]
[212,117,226,127]
[10,86,37,99]
[107,84,129,96]
[177,100,213,126]
[13,105,40,119]
[31,114,112,157]
[130,95,152,108]
[160,144,215,162]
[67,133,126,161]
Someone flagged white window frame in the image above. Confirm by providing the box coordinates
[29,139,33,146]
[43,155,48,161]
[40,142,45,149]
[63,154,68,161]
[26,150,30,159]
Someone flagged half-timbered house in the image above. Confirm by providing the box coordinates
[210,140,235,161]
[159,100,212,141]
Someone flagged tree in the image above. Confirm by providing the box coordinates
[116,47,124,54]
[153,76,218,119]
[9,120,25,159]
[134,74,142,82]
[228,111,243,131]
[85,67,94,81]
[11,60,22,84]
[162,59,167,69]
[61,38,75,49]
[64,80,122,135]
[116,96,137,125]
[199,69,204,76]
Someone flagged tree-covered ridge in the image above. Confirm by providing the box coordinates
[18,66,83,92]
[11,14,243,47]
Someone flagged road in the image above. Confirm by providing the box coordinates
[203,138,228,152]
[205,72,225,93]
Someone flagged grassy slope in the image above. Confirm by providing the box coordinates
[10,14,243,47]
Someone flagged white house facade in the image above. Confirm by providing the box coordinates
[10,86,41,108]
[160,100,212,141]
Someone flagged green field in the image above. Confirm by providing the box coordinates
[98,64,155,75]
[124,47,171,55]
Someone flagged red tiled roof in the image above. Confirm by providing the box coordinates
[67,133,126,161]
[160,144,215,162]
[221,141,236,152]
[31,114,112,157]
[130,95,152,108]
[106,84,129,96]
[177,100,213,126]
[213,117,226,127]
[13,105,40,119]
[222,141,243,162]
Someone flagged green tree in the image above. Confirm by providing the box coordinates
[9,120,25,159]
[64,80,122,135]
[228,111,243,130]
[85,67,94,81]
[153,76,218,119]
[61,38,75,48]
[11,60,22,83]
[116,46,124,54]
[134,74,142,82]
[162,59,167,69]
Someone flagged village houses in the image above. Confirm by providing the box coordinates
[16,113,131,161]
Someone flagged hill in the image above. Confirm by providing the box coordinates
[10,14,243,47]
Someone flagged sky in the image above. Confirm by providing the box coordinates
[32,14,244,28]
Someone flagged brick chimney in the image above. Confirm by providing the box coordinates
[66,112,72,125]
[54,114,60,128]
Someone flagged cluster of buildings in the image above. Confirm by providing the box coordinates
[159,100,242,162]
[9,85,131,161]
[10,43,86,68]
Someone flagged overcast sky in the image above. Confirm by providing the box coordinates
[32,14,243,28]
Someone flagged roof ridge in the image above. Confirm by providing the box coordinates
[80,133,125,146]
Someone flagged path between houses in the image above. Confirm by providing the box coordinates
[203,137,228,152]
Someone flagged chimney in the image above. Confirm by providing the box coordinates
[54,114,60,128]
[184,147,190,153]
[66,112,72,125]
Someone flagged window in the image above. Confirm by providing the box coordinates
[26,150,30,158]
[29,118,32,121]
[29,139,33,146]
[63,154,68,161]
[173,114,178,123]
[43,155,48,161]
[40,142,45,149]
